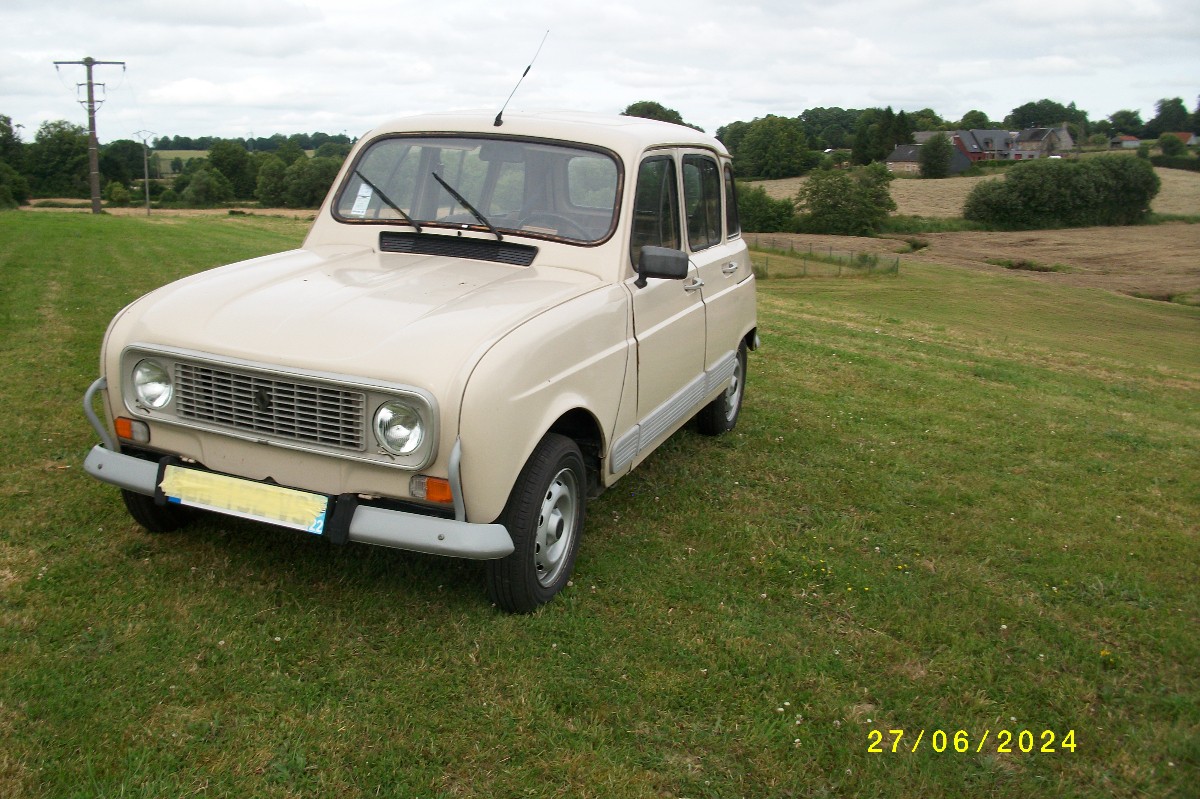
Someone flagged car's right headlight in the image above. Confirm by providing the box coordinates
[132,359,173,409]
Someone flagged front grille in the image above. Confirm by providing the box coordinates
[174,363,366,451]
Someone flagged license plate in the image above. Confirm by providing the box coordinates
[159,465,330,535]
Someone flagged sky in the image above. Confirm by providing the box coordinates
[2,0,1197,145]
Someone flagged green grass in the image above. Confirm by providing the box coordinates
[1,211,1198,797]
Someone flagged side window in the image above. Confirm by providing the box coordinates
[682,155,722,251]
[724,163,740,238]
[629,156,681,268]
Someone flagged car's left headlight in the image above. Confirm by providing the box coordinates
[373,400,425,456]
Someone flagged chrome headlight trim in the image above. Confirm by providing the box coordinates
[132,358,173,410]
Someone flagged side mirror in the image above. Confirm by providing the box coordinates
[635,246,689,288]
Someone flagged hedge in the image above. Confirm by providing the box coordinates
[963,156,1160,229]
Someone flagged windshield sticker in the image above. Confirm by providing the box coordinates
[350,183,373,218]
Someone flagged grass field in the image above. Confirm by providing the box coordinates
[1,212,1197,797]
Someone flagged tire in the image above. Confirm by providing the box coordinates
[487,434,586,613]
[121,488,191,533]
[697,341,747,436]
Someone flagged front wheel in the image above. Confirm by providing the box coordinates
[697,342,747,436]
[487,433,586,613]
[121,488,191,533]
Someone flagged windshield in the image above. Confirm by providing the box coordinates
[334,136,621,244]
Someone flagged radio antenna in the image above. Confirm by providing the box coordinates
[494,30,549,127]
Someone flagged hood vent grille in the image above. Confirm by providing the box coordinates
[380,232,538,266]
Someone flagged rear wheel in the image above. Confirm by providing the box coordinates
[697,342,747,435]
[121,489,191,533]
[487,434,586,613]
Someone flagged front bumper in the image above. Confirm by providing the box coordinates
[82,378,514,560]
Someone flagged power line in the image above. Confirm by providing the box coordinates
[53,56,126,214]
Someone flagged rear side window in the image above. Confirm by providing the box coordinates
[682,155,722,252]
[629,156,681,268]
[724,163,740,238]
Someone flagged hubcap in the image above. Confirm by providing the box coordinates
[533,467,578,587]
[724,358,743,423]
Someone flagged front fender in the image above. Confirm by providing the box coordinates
[457,284,632,523]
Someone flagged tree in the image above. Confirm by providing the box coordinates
[1007,99,1089,135]
[620,101,703,131]
[100,139,145,187]
[0,161,30,208]
[255,155,287,206]
[735,116,814,179]
[1107,109,1143,136]
[795,163,895,235]
[959,110,992,129]
[179,166,233,206]
[281,156,342,208]
[0,114,23,171]
[275,139,307,167]
[919,132,955,179]
[208,139,256,198]
[25,120,89,197]
[1143,97,1189,140]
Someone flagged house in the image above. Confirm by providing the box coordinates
[916,129,1023,160]
[885,142,972,175]
[967,129,1019,160]
[1015,126,1073,158]
[1110,135,1141,149]
[885,144,922,174]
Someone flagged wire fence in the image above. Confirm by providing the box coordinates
[747,236,902,280]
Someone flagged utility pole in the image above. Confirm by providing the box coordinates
[54,56,125,214]
[134,130,155,217]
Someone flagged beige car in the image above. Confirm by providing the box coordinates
[83,110,758,612]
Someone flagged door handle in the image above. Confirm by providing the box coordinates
[722,262,739,275]
[684,278,705,292]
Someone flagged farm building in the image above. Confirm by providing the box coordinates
[1110,135,1141,149]
[885,143,973,175]
[1163,131,1198,147]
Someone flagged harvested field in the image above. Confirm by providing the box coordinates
[748,223,1200,303]
[750,165,1200,218]
[747,163,1200,302]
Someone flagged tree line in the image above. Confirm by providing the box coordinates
[0,115,353,209]
[1,93,1195,211]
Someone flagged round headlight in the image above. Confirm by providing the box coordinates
[374,401,424,456]
[132,359,173,409]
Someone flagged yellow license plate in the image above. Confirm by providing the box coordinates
[159,465,330,535]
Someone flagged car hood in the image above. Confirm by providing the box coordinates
[113,244,602,393]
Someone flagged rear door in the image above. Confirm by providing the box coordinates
[680,152,752,375]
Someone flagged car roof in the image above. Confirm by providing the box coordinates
[360,110,730,160]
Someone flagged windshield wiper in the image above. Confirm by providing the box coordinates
[431,171,502,241]
[353,170,421,232]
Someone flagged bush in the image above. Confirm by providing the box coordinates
[1150,154,1200,172]
[736,184,796,232]
[795,163,896,236]
[1157,135,1186,158]
[105,180,131,206]
[963,156,1160,229]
